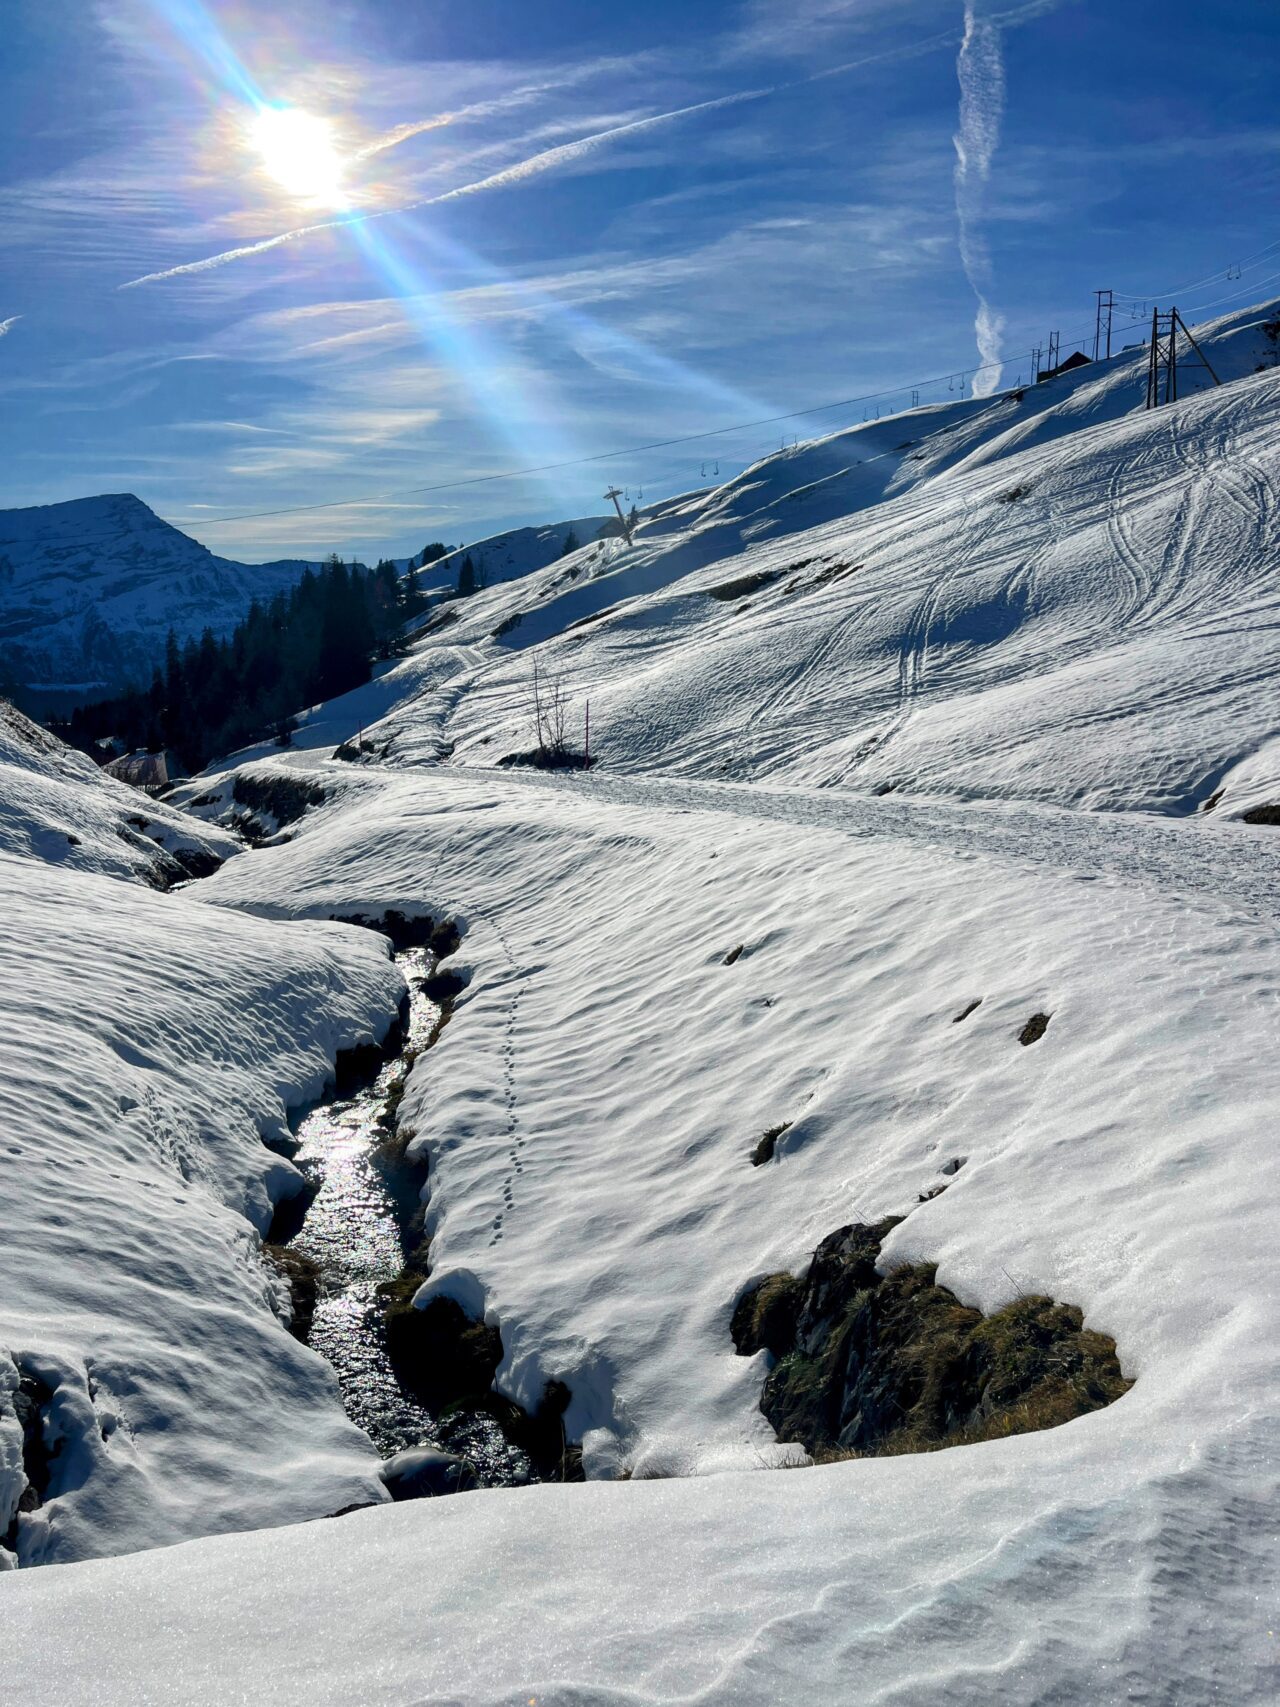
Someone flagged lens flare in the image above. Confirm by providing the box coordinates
[249,106,346,206]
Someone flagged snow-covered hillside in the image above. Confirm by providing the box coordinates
[0,697,237,883]
[408,515,613,598]
[314,299,1280,816]
[3,300,1279,1704]
[0,494,315,708]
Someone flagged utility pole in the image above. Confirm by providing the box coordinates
[1146,306,1222,409]
[1046,330,1061,378]
[1093,289,1114,361]
[604,486,633,545]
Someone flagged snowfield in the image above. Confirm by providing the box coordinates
[3,300,1280,1703]
[0,849,405,1565]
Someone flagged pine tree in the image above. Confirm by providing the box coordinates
[458,554,477,597]
[561,529,580,557]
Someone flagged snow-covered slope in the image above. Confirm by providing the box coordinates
[4,301,1280,1703]
[0,843,405,1566]
[6,755,1278,1701]
[307,299,1280,814]
[0,697,237,883]
[0,494,315,707]
[409,515,612,598]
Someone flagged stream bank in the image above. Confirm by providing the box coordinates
[265,915,578,1489]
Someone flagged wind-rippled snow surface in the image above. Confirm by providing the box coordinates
[6,298,1280,1704]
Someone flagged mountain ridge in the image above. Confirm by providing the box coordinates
[0,492,318,711]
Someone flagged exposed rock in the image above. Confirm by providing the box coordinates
[379,1446,479,1500]
[1019,1012,1051,1046]
[734,1219,1130,1458]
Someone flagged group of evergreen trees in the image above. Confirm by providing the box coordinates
[57,556,424,773]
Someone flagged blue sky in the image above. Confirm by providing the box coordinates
[0,0,1276,562]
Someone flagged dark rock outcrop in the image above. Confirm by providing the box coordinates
[734,1219,1130,1459]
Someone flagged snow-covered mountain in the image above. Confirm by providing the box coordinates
[0,494,316,710]
[3,299,1280,1705]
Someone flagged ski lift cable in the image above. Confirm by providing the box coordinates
[169,343,1055,527]
[1157,265,1280,320]
[1113,236,1280,308]
[36,286,1272,543]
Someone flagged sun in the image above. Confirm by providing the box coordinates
[248,105,346,206]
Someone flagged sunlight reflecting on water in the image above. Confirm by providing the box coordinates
[289,946,530,1483]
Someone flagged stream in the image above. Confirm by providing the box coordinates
[283,945,533,1487]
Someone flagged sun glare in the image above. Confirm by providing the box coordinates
[249,105,346,206]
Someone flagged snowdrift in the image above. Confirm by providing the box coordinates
[0,697,237,883]
[0,847,405,1565]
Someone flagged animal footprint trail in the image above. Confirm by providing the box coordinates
[488,916,529,1247]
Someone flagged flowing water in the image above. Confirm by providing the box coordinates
[286,946,531,1484]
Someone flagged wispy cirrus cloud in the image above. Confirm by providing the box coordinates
[0,316,21,338]
[119,87,773,288]
[118,13,972,296]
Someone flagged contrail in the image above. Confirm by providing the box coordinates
[121,20,991,293]
[429,89,768,202]
[352,114,454,161]
[0,316,21,337]
[954,1,1005,396]
[121,89,768,288]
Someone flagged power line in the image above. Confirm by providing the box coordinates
[178,277,1274,533]
[14,276,1272,551]
[166,348,1041,528]
[1114,237,1280,310]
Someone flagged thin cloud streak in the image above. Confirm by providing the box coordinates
[429,88,769,202]
[121,88,770,288]
[121,26,963,291]
[953,1,1005,395]
[0,316,22,337]
[351,81,566,161]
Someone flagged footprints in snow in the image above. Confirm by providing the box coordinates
[488,918,528,1248]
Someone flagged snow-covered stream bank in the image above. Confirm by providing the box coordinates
[277,942,533,1486]
[0,851,409,1565]
[278,945,441,1456]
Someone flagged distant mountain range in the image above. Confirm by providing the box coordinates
[0,494,316,712]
